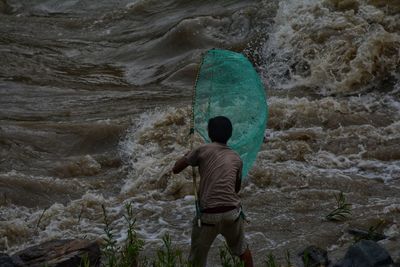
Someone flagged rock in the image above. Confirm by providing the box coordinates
[298,245,329,267]
[54,155,102,178]
[11,239,101,267]
[0,0,11,14]
[348,228,387,242]
[0,253,15,267]
[333,240,393,267]
[379,237,400,265]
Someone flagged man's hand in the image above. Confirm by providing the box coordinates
[172,156,189,174]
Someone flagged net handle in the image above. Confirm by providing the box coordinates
[190,51,206,227]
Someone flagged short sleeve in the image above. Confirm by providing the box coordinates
[184,147,200,166]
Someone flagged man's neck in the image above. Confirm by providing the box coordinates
[212,141,227,146]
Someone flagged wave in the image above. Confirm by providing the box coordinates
[262,0,400,95]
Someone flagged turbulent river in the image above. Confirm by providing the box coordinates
[1,0,400,265]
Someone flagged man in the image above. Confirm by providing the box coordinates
[172,116,253,267]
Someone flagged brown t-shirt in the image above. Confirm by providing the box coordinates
[185,142,242,210]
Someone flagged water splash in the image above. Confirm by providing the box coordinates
[262,0,400,95]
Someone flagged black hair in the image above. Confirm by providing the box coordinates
[207,116,232,144]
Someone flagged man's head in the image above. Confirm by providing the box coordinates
[207,116,232,144]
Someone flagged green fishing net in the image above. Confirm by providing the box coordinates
[193,49,268,178]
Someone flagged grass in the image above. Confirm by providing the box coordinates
[219,244,244,267]
[101,204,118,267]
[300,250,310,267]
[101,203,144,267]
[152,234,187,267]
[325,191,352,221]
[352,219,386,242]
[121,203,144,267]
[96,203,254,267]
[79,253,91,267]
[265,252,278,267]
[97,206,319,267]
[264,250,293,267]
[285,250,293,267]
[36,207,49,230]
[79,199,356,267]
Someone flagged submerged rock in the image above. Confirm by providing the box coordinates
[334,240,393,267]
[11,239,101,267]
[0,0,8,14]
[0,253,14,267]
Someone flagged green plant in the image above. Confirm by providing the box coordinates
[79,253,91,267]
[325,191,351,221]
[101,203,144,267]
[264,250,296,267]
[152,233,186,267]
[353,219,386,242]
[285,250,292,267]
[219,244,244,267]
[101,204,118,267]
[36,207,48,230]
[265,252,277,267]
[366,219,385,239]
[120,202,144,267]
[302,250,311,267]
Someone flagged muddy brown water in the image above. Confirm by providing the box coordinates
[1,0,400,266]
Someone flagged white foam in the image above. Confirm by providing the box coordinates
[384,204,400,214]
[119,107,192,196]
[262,0,400,95]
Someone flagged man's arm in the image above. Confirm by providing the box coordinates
[172,156,189,174]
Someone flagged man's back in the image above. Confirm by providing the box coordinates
[185,142,242,210]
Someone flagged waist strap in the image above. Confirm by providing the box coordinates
[202,206,237,214]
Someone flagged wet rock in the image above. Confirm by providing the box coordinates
[348,228,387,242]
[327,0,360,12]
[11,239,101,267]
[0,253,15,267]
[0,0,11,14]
[163,175,193,200]
[298,245,329,267]
[54,155,102,177]
[333,240,393,267]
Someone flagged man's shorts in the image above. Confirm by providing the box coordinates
[189,208,248,267]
